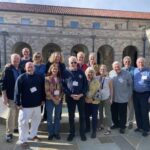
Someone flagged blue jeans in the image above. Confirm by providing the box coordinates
[46,100,62,136]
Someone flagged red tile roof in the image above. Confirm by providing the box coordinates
[0,2,150,20]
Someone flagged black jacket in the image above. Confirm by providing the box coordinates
[1,65,21,100]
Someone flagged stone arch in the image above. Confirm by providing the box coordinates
[42,43,61,63]
[12,42,32,57]
[71,44,89,62]
[122,45,138,67]
[97,45,114,71]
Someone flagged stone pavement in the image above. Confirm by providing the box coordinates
[1,97,150,150]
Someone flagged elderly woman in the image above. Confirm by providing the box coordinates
[97,64,113,135]
[32,52,46,78]
[85,67,100,138]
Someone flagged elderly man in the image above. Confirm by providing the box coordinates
[63,56,88,141]
[2,53,21,142]
[14,62,45,148]
[122,56,135,129]
[19,47,32,73]
[77,51,88,72]
[133,57,150,137]
[109,61,132,134]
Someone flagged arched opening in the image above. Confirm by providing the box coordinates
[42,43,61,63]
[71,44,89,62]
[12,42,32,57]
[97,45,114,71]
[122,46,138,67]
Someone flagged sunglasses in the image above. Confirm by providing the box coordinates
[71,61,77,64]
[35,55,41,58]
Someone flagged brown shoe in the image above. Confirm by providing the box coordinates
[20,142,29,149]
[28,136,41,141]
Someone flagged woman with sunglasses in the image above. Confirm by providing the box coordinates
[32,52,46,79]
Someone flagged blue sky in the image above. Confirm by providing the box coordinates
[0,0,150,12]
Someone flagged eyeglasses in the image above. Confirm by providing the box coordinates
[71,62,77,64]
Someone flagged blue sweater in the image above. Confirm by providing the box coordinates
[14,73,45,108]
[62,69,88,96]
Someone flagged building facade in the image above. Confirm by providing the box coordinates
[0,2,150,70]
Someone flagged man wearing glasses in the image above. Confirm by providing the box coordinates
[63,56,88,141]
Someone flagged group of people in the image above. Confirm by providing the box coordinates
[1,48,150,149]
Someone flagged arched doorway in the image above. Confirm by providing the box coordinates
[42,43,61,63]
[71,44,89,62]
[122,46,138,67]
[12,42,32,57]
[97,45,114,71]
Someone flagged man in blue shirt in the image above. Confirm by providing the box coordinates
[133,57,150,137]
[63,56,88,141]
[122,56,135,129]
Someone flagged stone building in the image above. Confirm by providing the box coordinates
[0,2,150,70]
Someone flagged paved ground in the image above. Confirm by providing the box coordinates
[0,97,150,150]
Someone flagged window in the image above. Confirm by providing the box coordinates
[47,20,55,27]
[0,17,4,24]
[21,18,31,25]
[70,21,79,28]
[115,24,122,30]
[92,22,100,29]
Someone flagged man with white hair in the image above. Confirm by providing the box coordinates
[122,56,135,129]
[63,56,88,141]
[2,53,21,142]
[14,62,45,149]
[133,57,150,137]
[109,61,132,134]
[77,51,88,72]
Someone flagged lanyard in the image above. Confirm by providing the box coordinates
[100,76,105,89]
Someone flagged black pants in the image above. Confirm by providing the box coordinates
[66,96,86,136]
[85,103,99,133]
[133,91,150,132]
[111,102,127,129]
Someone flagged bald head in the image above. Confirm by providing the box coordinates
[25,62,35,74]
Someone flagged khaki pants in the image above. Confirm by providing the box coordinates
[6,100,18,134]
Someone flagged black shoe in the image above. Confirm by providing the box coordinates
[14,128,19,133]
[111,125,119,129]
[67,134,75,141]
[91,132,96,138]
[48,135,53,140]
[134,128,142,132]
[120,128,125,134]
[54,134,61,140]
[6,134,13,142]
[80,135,87,141]
[142,131,148,137]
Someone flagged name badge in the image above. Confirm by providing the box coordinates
[118,78,123,83]
[54,90,60,96]
[73,81,78,86]
[142,75,147,80]
[30,87,37,93]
